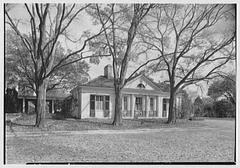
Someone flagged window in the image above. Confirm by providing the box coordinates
[135,97,143,111]
[90,95,110,117]
[123,96,128,111]
[137,83,145,89]
[105,96,110,110]
[150,97,154,111]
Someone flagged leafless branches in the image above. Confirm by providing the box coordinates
[5,3,109,89]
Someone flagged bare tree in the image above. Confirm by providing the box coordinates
[87,4,154,126]
[5,3,109,127]
[6,29,90,96]
[138,4,235,123]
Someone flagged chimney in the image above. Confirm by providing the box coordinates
[104,64,113,79]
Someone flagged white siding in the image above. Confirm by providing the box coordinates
[81,93,90,118]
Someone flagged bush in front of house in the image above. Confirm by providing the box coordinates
[213,99,235,118]
[58,95,79,119]
[4,88,20,113]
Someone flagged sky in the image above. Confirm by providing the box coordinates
[4,3,236,99]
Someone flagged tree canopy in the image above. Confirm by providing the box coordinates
[207,73,236,104]
[137,4,236,123]
[5,30,90,94]
[5,4,108,127]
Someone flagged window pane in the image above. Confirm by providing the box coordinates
[163,103,166,111]
[96,101,99,109]
[90,101,95,110]
[124,97,127,110]
[105,102,109,110]
[105,96,109,101]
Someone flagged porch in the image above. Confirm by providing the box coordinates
[121,94,169,119]
[18,95,65,114]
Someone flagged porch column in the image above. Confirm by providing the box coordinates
[153,97,156,112]
[166,99,169,118]
[49,100,52,113]
[131,94,135,118]
[176,97,179,115]
[122,94,124,111]
[22,98,25,113]
[178,96,182,114]
[179,97,182,112]
[145,95,149,117]
[34,100,37,113]
[158,97,163,118]
[25,99,28,114]
[142,95,145,117]
[127,96,131,116]
[51,100,55,114]
[156,96,159,117]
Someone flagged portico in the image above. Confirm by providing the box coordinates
[122,93,169,119]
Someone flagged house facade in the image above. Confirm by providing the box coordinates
[70,65,182,119]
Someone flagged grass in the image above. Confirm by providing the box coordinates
[6,119,235,163]
[6,113,206,132]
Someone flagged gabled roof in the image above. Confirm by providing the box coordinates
[81,73,168,92]
[82,75,114,88]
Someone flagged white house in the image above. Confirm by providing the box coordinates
[70,65,182,119]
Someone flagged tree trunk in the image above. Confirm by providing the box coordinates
[112,86,122,126]
[167,90,176,124]
[35,80,48,128]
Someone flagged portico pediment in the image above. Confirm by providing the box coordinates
[124,75,160,91]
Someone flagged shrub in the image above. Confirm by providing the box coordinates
[213,100,235,118]
[60,95,79,118]
[4,88,19,113]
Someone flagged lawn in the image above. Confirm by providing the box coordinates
[6,113,206,132]
[5,114,235,164]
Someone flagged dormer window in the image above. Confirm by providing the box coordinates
[137,83,145,89]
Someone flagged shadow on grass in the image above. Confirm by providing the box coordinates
[6,113,198,132]
[6,120,35,133]
[76,119,113,125]
[51,116,169,127]
[7,120,35,127]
